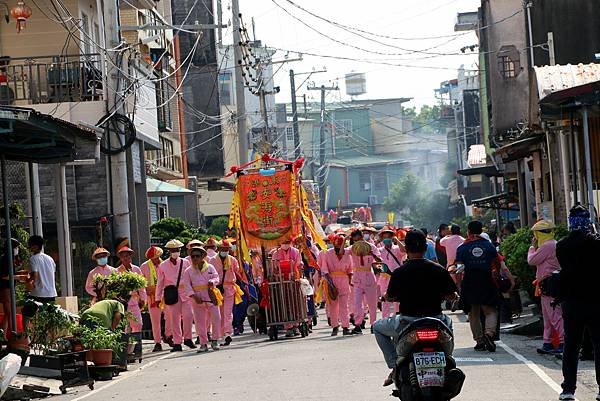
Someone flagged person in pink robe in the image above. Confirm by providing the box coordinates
[377,228,406,318]
[271,239,304,336]
[184,239,204,265]
[155,239,196,352]
[204,237,218,259]
[115,246,147,333]
[182,246,222,352]
[207,240,240,346]
[321,235,353,336]
[140,246,171,352]
[528,221,564,353]
[271,239,304,280]
[85,247,115,303]
[348,230,379,334]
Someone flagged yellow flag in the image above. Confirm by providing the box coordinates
[387,212,395,225]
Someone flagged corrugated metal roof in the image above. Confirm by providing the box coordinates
[328,155,409,168]
[534,63,600,101]
[467,144,487,166]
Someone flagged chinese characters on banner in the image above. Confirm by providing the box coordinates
[238,170,294,248]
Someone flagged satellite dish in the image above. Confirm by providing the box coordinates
[247,303,260,317]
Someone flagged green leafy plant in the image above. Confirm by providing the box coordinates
[93,272,147,301]
[500,225,569,298]
[26,303,75,355]
[150,217,214,250]
[0,202,31,265]
[206,216,230,237]
[78,318,125,352]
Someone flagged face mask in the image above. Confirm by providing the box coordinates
[364,234,370,240]
[231,244,237,252]
[170,251,180,259]
[97,257,108,266]
[281,244,290,250]
[383,238,393,246]
[219,251,229,258]
[13,248,19,256]
[534,230,554,246]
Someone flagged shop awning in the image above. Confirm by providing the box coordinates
[540,80,600,111]
[493,135,544,163]
[0,106,98,163]
[471,193,519,211]
[457,165,502,177]
[146,178,194,196]
[0,105,99,336]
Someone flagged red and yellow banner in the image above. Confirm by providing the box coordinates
[237,170,294,248]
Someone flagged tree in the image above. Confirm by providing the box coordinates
[384,174,455,232]
[402,104,444,135]
[150,217,188,240]
[206,216,230,237]
[406,191,454,232]
[383,173,424,214]
[439,160,457,189]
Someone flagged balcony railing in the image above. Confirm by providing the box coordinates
[0,54,103,105]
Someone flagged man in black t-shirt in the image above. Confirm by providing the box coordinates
[373,230,457,387]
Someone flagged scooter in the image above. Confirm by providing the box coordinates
[391,317,465,401]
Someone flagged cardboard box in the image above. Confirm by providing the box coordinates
[56,296,79,314]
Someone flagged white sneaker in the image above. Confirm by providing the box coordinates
[559,392,575,401]
[197,344,208,353]
[210,340,220,351]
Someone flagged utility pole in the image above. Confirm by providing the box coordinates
[232,0,248,164]
[308,84,338,211]
[103,0,131,249]
[289,68,326,159]
[289,70,299,158]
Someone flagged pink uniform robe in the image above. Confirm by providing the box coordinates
[156,257,194,345]
[182,263,222,345]
[140,259,171,344]
[321,248,352,328]
[528,241,564,343]
[116,264,147,332]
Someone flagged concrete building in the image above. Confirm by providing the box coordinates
[197,41,278,219]
[459,0,600,228]
[0,0,188,296]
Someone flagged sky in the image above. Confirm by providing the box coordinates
[235,0,482,109]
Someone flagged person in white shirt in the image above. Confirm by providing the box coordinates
[27,235,57,302]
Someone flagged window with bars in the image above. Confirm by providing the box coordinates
[155,71,172,132]
[336,119,353,137]
[219,72,232,105]
[359,171,371,191]
[286,126,294,141]
[497,45,520,79]
[157,137,175,171]
[373,173,387,191]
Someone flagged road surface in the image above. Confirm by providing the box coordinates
[53,312,598,401]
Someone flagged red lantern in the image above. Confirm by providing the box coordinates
[10,1,32,33]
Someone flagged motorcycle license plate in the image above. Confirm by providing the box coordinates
[413,352,446,387]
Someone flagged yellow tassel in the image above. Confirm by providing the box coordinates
[211,287,224,306]
[233,283,244,305]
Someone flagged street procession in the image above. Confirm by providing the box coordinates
[0,0,600,400]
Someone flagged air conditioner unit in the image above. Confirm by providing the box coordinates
[368,195,378,205]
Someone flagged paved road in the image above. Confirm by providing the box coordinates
[53,312,597,401]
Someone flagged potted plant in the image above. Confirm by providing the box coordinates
[79,321,124,366]
[93,272,146,302]
[26,302,74,370]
